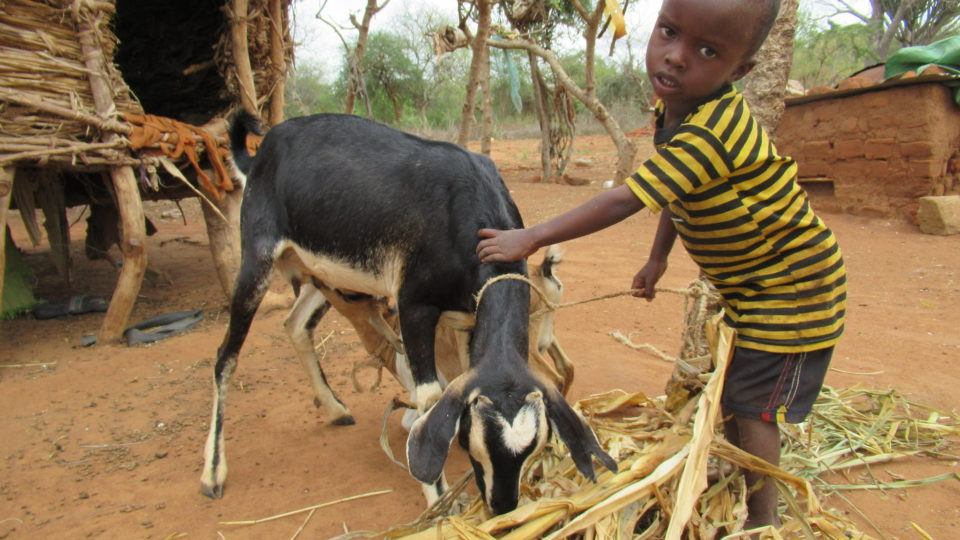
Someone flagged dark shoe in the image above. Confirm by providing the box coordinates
[32,295,109,320]
[124,309,203,346]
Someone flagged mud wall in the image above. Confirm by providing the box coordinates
[777,83,960,219]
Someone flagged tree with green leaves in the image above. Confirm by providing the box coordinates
[493,0,638,184]
[791,14,876,88]
[317,0,389,117]
[822,0,960,58]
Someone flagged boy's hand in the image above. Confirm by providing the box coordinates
[632,259,668,301]
[477,228,537,263]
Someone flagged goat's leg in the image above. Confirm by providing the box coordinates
[397,302,449,504]
[283,282,354,425]
[398,303,443,413]
[200,253,273,499]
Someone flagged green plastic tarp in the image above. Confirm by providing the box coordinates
[884,35,960,104]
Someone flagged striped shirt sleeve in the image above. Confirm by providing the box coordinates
[625,125,733,212]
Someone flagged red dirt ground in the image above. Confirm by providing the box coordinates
[1,134,958,539]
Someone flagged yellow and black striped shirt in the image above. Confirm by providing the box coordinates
[626,86,846,353]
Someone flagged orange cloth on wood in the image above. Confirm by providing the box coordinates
[124,113,234,201]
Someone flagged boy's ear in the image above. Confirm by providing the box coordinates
[730,60,757,83]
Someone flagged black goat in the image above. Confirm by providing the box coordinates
[200,111,616,514]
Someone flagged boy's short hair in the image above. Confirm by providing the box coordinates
[745,0,781,56]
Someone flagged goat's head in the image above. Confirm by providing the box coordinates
[406,366,617,514]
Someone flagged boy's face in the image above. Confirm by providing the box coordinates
[646,0,758,114]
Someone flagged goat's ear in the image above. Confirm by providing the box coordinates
[543,387,618,481]
[406,377,471,484]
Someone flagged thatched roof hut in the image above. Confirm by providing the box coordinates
[0,0,293,341]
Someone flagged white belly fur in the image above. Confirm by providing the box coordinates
[274,239,405,301]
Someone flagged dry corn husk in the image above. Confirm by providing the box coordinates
[376,373,957,538]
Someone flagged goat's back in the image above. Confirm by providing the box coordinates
[236,114,521,270]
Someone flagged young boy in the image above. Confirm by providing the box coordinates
[476,0,845,529]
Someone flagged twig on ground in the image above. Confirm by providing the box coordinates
[220,489,393,526]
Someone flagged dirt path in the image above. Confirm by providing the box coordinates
[1,135,958,539]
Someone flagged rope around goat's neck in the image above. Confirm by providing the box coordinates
[473,272,720,318]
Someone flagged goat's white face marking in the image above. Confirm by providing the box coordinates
[467,391,549,507]
[495,404,541,455]
[274,240,405,301]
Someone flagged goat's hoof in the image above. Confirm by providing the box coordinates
[200,482,224,499]
[332,415,356,426]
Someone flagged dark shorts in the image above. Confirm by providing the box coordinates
[721,346,833,424]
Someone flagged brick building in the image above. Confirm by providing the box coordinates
[776,76,960,220]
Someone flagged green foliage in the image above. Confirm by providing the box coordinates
[791,9,880,89]
[285,60,340,118]
[557,52,651,110]
[2,237,38,319]
[356,32,423,122]
[284,3,649,135]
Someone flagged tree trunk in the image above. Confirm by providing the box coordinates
[743,0,799,136]
[201,186,242,301]
[344,0,383,115]
[479,43,493,156]
[77,8,148,343]
[529,53,553,182]
[267,0,287,125]
[456,0,493,147]
[490,38,636,183]
[0,167,13,306]
[231,0,259,116]
[875,0,917,58]
[390,91,402,124]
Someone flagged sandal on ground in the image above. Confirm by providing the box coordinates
[32,295,109,320]
[123,309,204,346]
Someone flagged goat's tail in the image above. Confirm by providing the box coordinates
[539,244,564,279]
[228,110,264,177]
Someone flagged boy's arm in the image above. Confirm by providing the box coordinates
[632,208,677,300]
[477,184,645,263]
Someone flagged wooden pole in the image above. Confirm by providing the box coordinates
[231,0,259,116]
[479,39,493,156]
[201,183,242,301]
[0,167,14,306]
[0,88,132,135]
[267,0,286,125]
[456,0,492,147]
[75,4,147,343]
[528,53,552,182]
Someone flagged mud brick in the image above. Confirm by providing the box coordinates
[813,102,841,122]
[866,115,892,131]
[861,92,890,108]
[834,139,864,159]
[917,196,960,235]
[908,160,936,178]
[838,117,859,133]
[797,159,831,178]
[894,126,933,143]
[803,140,832,157]
[900,141,934,159]
[864,138,896,159]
